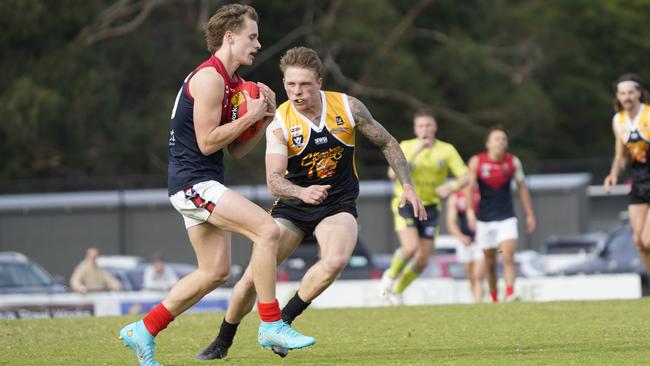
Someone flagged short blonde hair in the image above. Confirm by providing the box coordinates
[204,4,258,53]
[279,47,323,78]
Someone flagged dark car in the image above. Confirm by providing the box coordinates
[0,252,67,294]
[277,235,382,282]
[560,224,644,276]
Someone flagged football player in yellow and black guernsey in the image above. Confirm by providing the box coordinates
[196,46,426,359]
[604,73,650,276]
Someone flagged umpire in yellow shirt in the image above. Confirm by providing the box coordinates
[380,109,469,305]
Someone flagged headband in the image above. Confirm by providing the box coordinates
[617,80,641,89]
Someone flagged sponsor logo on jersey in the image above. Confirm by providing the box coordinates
[169,129,176,146]
[315,136,328,145]
[290,126,303,136]
[480,163,491,178]
[301,146,345,179]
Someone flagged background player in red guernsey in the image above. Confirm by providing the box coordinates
[118,5,314,366]
[446,186,485,303]
[465,126,536,303]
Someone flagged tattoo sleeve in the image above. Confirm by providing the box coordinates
[349,96,413,186]
[267,171,302,199]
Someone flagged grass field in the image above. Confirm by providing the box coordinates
[2,299,650,365]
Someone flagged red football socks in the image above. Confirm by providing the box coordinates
[143,303,175,337]
[258,299,282,322]
[506,285,514,297]
[490,291,498,303]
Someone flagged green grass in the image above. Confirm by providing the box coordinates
[2,299,650,365]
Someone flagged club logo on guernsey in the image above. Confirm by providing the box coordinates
[293,135,304,147]
[335,116,344,125]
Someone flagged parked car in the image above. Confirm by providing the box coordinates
[277,235,382,281]
[560,223,644,276]
[98,255,242,291]
[541,232,607,274]
[420,254,466,279]
[0,252,67,294]
[515,250,546,278]
[433,235,459,256]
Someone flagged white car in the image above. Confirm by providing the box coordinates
[434,234,460,255]
[541,232,607,274]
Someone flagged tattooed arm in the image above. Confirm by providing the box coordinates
[349,96,427,219]
[265,122,330,204]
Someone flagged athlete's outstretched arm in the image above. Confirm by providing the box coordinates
[265,123,330,205]
[349,96,427,220]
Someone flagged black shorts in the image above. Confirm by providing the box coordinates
[270,200,358,236]
[396,203,440,239]
[630,182,650,204]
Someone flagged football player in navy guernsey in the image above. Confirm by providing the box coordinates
[118,5,315,366]
[196,46,426,359]
[465,126,536,303]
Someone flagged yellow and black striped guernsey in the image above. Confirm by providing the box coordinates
[274,90,359,212]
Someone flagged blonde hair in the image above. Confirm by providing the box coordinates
[204,4,258,53]
[279,47,323,78]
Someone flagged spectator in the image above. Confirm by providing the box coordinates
[143,255,178,291]
[70,247,122,294]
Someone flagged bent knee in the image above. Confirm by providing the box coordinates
[254,220,280,246]
[413,255,429,268]
[204,269,230,288]
[322,255,349,275]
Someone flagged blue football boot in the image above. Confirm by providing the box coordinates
[258,320,315,352]
[118,320,162,366]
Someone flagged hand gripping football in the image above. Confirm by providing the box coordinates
[227,81,264,142]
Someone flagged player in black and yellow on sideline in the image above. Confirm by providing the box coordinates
[196,46,426,360]
[379,110,469,305]
[604,73,650,275]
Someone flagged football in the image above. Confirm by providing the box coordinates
[227,81,264,142]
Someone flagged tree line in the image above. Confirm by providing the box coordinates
[2,0,649,192]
